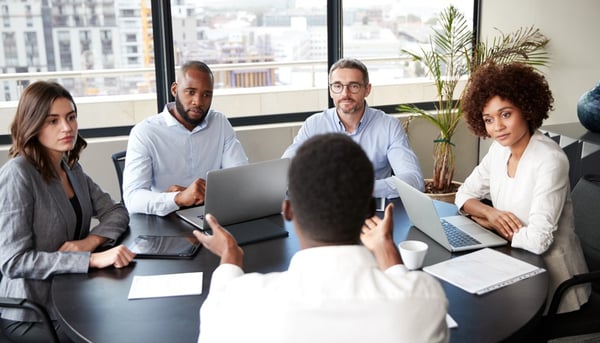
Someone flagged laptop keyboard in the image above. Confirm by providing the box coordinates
[441,219,481,247]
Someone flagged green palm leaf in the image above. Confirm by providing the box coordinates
[398,5,549,193]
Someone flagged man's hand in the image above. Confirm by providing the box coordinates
[193,214,244,267]
[89,245,136,269]
[173,178,206,207]
[167,185,186,192]
[361,203,402,270]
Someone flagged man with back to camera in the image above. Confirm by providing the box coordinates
[282,58,424,198]
[123,60,248,216]
[194,133,449,343]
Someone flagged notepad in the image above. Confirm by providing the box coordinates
[423,248,545,295]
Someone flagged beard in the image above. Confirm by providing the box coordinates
[174,94,208,127]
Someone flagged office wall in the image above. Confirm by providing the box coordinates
[478,0,600,158]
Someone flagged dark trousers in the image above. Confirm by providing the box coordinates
[0,318,73,343]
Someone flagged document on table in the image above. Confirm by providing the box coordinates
[423,248,545,295]
[446,314,458,329]
[128,272,203,299]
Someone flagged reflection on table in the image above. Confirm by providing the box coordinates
[52,199,547,343]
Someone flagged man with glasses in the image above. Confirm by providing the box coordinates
[282,58,424,198]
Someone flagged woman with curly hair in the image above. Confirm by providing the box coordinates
[456,62,590,313]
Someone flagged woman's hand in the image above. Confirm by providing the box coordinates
[462,199,522,240]
[480,208,522,240]
[89,245,136,269]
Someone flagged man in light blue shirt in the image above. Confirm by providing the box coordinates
[282,58,424,198]
[123,61,248,216]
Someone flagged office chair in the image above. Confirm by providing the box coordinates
[541,175,600,341]
[0,275,60,343]
[111,150,127,203]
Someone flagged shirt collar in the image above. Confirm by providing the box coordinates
[289,245,378,272]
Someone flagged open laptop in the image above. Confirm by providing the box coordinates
[392,177,507,252]
[175,158,290,245]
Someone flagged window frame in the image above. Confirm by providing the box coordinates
[0,0,480,145]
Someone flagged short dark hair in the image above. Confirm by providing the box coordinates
[287,133,374,244]
[178,60,214,84]
[10,81,87,182]
[329,58,370,85]
[461,62,554,137]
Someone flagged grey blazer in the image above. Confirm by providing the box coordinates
[0,156,129,321]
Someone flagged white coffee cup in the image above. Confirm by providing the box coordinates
[398,240,428,270]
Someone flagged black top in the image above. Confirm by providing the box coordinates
[69,193,82,240]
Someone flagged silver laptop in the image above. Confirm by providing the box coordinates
[392,177,507,252]
[175,158,290,244]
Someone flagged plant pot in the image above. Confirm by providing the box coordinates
[424,178,462,204]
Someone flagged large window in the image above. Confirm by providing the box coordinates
[0,0,475,139]
[343,0,473,89]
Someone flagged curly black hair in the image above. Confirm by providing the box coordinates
[461,62,554,137]
[287,133,374,244]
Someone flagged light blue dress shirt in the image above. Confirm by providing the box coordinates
[282,105,424,198]
[123,103,248,216]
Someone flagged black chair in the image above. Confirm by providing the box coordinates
[0,275,60,343]
[111,150,126,203]
[541,175,600,341]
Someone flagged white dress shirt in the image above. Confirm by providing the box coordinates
[123,103,248,216]
[199,245,449,343]
[455,131,590,313]
[282,106,424,198]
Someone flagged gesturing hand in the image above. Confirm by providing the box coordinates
[193,214,244,267]
[361,203,402,270]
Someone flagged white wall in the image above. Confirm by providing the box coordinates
[480,0,600,126]
[477,0,600,159]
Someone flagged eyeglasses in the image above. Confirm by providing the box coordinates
[329,82,364,94]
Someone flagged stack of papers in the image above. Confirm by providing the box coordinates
[423,248,545,295]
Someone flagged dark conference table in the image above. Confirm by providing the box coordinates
[52,199,547,343]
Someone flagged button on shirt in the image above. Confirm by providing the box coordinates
[199,245,449,343]
[123,103,248,216]
[282,106,424,198]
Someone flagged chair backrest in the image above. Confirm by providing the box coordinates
[111,151,126,203]
[571,175,600,291]
[0,297,60,342]
[0,274,60,342]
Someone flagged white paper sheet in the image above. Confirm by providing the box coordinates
[446,314,458,329]
[128,272,203,299]
[423,248,545,295]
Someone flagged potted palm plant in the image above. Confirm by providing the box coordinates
[398,5,550,199]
